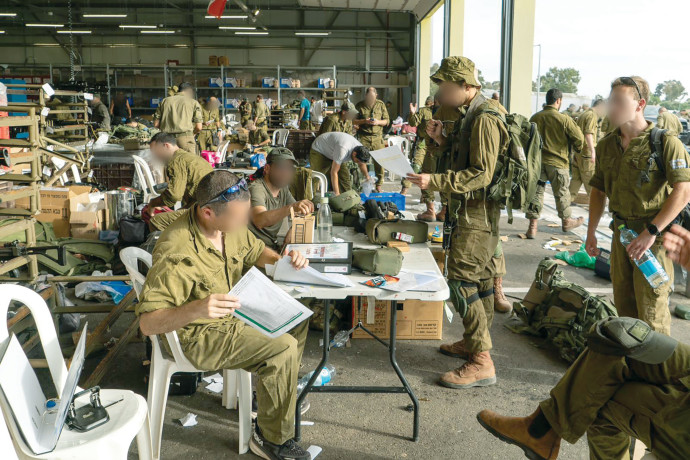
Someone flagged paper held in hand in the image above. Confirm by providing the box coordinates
[370,145,415,177]
[230,267,313,338]
[267,255,353,288]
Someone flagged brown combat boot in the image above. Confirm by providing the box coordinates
[476,408,561,460]
[526,219,538,239]
[493,277,512,313]
[439,351,496,389]
[417,204,437,222]
[562,216,584,232]
[436,205,447,223]
[438,339,470,359]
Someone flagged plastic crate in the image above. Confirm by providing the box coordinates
[360,192,405,211]
[91,163,135,189]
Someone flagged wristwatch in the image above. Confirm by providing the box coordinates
[647,223,660,236]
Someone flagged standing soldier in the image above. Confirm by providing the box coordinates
[253,94,270,136]
[525,88,585,238]
[657,107,683,136]
[198,97,222,152]
[354,87,389,192]
[89,94,111,131]
[570,99,606,200]
[317,102,356,135]
[297,90,314,130]
[586,76,690,335]
[407,56,510,389]
[153,82,202,154]
[400,96,434,195]
[563,103,579,118]
[239,98,252,127]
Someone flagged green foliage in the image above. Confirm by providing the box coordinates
[654,80,687,102]
[534,67,581,94]
[478,69,501,90]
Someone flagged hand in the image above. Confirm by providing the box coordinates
[192,293,241,319]
[409,102,417,115]
[426,119,443,142]
[663,224,690,268]
[627,229,656,261]
[406,173,431,190]
[291,200,314,216]
[366,118,377,126]
[284,249,309,270]
[585,234,600,257]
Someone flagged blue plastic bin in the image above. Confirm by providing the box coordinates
[360,192,405,211]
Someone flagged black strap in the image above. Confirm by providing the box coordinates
[459,281,477,288]
[479,288,495,299]
[649,127,667,173]
[465,293,480,305]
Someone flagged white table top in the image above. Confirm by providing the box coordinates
[274,226,450,302]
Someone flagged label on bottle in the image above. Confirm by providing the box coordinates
[638,258,662,278]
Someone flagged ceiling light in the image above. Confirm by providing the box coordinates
[173,44,189,47]
[83,14,127,18]
[141,30,175,34]
[119,24,156,29]
[219,26,255,30]
[252,9,260,16]
[34,43,60,46]
[0,13,17,17]
[109,43,135,47]
[205,15,247,19]
[57,30,92,34]
[235,31,268,36]
[0,31,5,34]
[295,32,330,36]
[26,23,64,28]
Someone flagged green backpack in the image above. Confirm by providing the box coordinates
[508,258,618,363]
[483,110,542,223]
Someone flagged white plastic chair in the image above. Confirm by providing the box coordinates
[132,155,159,203]
[216,140,231,164]
[272,128,289,147]
[0,285,152,460]
[119,247,252,458]
[310,170,328,198]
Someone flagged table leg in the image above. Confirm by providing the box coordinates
[389,300,420,442]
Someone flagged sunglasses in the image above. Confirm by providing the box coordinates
[201,178,249,207]
[619,77,643,100]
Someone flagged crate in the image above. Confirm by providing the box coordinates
[91,163,135,189]
[359,192,405,211]
[284,130,316,161]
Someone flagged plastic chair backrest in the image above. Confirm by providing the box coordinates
[311,171,328,198]
[217,140,231,164]
[273,129,289,147]
[131,155,157,196]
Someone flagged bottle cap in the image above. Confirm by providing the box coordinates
[618,225,625,230]
[321,197,328,204]
[46,399,57,409]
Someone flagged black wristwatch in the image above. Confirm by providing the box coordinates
[647,223,660,236]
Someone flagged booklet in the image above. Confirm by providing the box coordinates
[267,255,353,288]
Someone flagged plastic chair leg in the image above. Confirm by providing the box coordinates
[136,412,154,460]
[148,364,174,460]
[223,369,238,410]
[237,371,252,454]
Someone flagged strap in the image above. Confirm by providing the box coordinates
[649,127,667,172]
[478,288,494,299]
[459,281,478,288]
[465,292,481,305]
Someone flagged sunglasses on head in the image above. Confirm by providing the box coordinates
[201,178,249,207]
[619,77,643,100]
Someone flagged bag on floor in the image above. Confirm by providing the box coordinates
[507,257,618,363]
[594,248,611,280]
[329,190,361,212]
[365,218,428,244]
[352,247,403,276]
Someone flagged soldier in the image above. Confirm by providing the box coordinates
[253,94,270,136]
[249,148,314,250]
[525,88,585,238]
[354,87,389,192]
[247,120,271,148]
[309,132,371,195]
[569,99,606,200]
[657,106,683,136]
[599,115,613,141]
[400,96,434,196]
[563,103,578,118]
[198,97,222,152]
[136,170,312,460]
[586,76,690,335]
[297,90,314,130]
[153,82,203,155]
[317,102,356,135]
[407,56,510,389]
[239,97,252,127]
[491,92,500,101]
[89,94,111,131]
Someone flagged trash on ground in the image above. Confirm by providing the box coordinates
[178,413,198,427]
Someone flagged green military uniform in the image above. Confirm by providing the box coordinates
[249,177,296,250]
[657,111,683,136]
[239,102,252,127]
[540,344,690,459]
[526,106,584,220]
[154,93,203,154]
[422,105,461,206]
[249,129,270,146]
[401,105,433,189]
[590,123,690,334]
[253,100,270,136]
[355,99,389,186]
[428,58,510,354]
[91,101,111,131]
[317,113,353,136]
[308,148,353,193]
[569,108,599,198]
[198,106,221,152]
[599,116,613,141]
[136,209,308,446]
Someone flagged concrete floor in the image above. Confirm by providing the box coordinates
[80,183,690,460]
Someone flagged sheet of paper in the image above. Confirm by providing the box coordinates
[202,372,222,384]
[379,270,440,292]
[307,445,323,459]
[370,145,415,177]
[178,413,198,427]
[268,256,353,288]
[205,381,224,394]
[230,267,314,338]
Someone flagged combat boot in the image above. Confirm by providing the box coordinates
[417,204,437,222]
[439,351,496,389]
[562,216,584,232]
[493,277,512,313]
[438,339,470,359]
[436,205,446,223]
[526,219,538,239]
[476,408,561,460]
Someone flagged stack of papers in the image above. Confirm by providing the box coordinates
[379,270,442,292]
[267,256,353,288]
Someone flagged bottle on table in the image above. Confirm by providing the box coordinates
[618,225,669,289]
[316,197,333,243]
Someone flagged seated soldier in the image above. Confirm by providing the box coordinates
[144,132,213,231]
[137,170,313,460]
[309,131,371,196]
[249,148,314,250]
[247,120,271,148]
[477,227,690,460]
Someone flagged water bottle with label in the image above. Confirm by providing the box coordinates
[297,364,336,394]
[316,197,333,243]
[618,225,670,288]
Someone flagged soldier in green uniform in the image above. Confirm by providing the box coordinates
[153,82,203,155]
[400,96,434,195]
[198,97,222,152]
[136,170,312,460]
[570,99,606,200]
[657,106,683,136]
[586,76,690,336]
[317,103,356,135]
[525,88,585,238]
[239,97,252,127]
[249,148,314,250]
[354,87,389,192]
[599,115,613,141]
[563,103,579,118]
[407,56,510,389]
[247,120,271,147]
[143,132,213,231]
[89,94,111,131]
[253,94,270,137]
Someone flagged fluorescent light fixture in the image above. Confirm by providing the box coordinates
[57,30,92,34]
[109,43,135,47]
[219,26,255,30]
[0,31,5,34]
[205,15,247,19]
[119,24,156,29]
[83,14,127,18]
[173,44,189,47]
[141,30,175,34]
[235,31,268,36]
[0,13,17,17]
[34,43,61,46]
[295,32,330,36]
[26,23,64,28]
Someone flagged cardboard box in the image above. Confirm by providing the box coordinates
[123,138,145,150]
[134,75,154,87]
[352,297,443,340]
[224,77,237,88]
[432,248,445,275]
[69,191,106,240]
[289,209,314,244]
[209,77,223,88]
[262,77,275,88]
[117,76,134,87]
[15,185,93,238]
[280,78,292,88]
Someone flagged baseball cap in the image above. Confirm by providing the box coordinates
[587,317,678,364]
[431,56,481,87]
[267,147,297,165]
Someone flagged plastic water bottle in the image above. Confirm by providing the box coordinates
[618,225,670,288]
[316,197,333,242]
[297,365,336,394]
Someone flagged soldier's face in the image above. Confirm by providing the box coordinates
[608,86,645,127]
[212,199,251,233]
[437,81,471,107]
[266,161,296,189]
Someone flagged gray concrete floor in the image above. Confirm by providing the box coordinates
[81,183,690,460]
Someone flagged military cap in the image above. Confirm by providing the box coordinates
[431,56,481,87]
[341,102,358,114]
[587,317,678,364]
[267,147,297,165]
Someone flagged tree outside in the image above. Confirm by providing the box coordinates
[533,67,581,94]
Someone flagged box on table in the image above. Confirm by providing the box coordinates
[289,208,314,244]
[15,185,93,238]
[352,297,443,340]
[69,191,106,240]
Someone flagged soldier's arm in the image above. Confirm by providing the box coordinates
[566,117,585,153]
[408,111,422,127]
[378,103,390,126]
[585,143,609,256]
[159,162,187,207]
